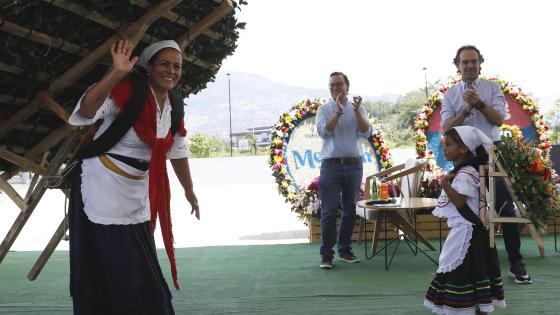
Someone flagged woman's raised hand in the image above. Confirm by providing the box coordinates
[110,39,138,75]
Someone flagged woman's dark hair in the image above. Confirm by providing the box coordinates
[330,71,349,86]
[443,128,488,174]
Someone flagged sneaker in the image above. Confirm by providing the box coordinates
[339,251,360,263]
[320,255,334,269]
[508,263,532,284]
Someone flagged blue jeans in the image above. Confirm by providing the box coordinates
[319,160,363,257]
[496,178,523,265]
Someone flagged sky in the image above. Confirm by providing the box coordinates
[219,0,560,112]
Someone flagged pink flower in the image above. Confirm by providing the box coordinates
[307,176,320,191]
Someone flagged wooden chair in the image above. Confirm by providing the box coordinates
[357,160,436,256]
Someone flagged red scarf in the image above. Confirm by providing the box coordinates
[111,79,186,290]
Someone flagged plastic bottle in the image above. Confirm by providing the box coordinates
[378,182,389,200]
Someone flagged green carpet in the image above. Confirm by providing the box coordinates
[1,235,560,314]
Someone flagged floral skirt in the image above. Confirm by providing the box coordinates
[424,225,506,314]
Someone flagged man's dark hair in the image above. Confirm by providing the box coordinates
[330,71,349,86]
[453,45,485,69]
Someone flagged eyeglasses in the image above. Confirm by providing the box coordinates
[328,82,345,88]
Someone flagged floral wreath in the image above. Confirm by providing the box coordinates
[413,76,558,226]
[268,99,393,221]
[496,131,559,229]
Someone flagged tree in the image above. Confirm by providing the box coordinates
[245,133,257,155]
[209,136,229,154]
[545,99,560,144]
[359,82,446,148]
[363,100,394,122]
[394,90,423,130]
[189,133,213,158]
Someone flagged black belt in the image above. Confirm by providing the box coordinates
[323,157,362,164]
[107,153,150,171]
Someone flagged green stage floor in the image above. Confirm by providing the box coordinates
[1,235,559,314]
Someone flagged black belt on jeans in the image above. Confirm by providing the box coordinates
[323,157,362,164]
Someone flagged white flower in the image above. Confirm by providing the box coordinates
[306,205,314,214]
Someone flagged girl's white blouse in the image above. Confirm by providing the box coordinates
[432,166,481,273]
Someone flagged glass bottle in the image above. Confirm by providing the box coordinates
[370,178,378,200]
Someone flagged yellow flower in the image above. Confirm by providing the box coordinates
[374,142,380,148]
[274,155,283,164]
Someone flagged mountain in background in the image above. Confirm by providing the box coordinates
[184,71,400,136]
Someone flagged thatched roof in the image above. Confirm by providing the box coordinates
[0,0,246,178]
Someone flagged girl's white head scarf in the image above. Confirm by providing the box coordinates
[452,126,493,154]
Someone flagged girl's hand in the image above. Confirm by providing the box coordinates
[110,39,138,76]
[440,173,455,185]
[480,209,488,225]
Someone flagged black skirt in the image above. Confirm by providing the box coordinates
[424,225,505,314]
[69,163,175,315]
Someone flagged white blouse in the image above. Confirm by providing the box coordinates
[432,166,481,273]
[68,86,189,225]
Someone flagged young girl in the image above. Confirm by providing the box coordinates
[423,126,506,315]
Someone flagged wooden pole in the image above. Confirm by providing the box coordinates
[0,1,181,139]
[176,0,234,50]
[27,214,68,280]
[0,132,80,264]
[0,19,89,56]
[48,0,183,96]
[486,148,545,255]
[131,0,225,41]
[45,0,214,71]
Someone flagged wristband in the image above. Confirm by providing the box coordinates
[474,101,486,110]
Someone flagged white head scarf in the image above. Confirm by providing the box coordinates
[452,126,493,154]
[137,40,181,69]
